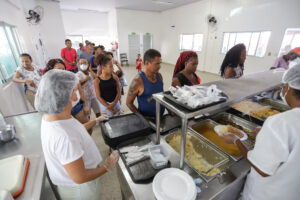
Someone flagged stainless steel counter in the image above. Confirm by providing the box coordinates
[117,70,284,200]
[0,112,45,200]
[117,133,250,200]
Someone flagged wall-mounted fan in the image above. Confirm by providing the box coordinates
[26,6,44,25]
[207,14,217,25]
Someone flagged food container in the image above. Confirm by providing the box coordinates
[191,119,242,160]
[211,112,258,144]
[165,129,229,182]
[231,100,280,120]
[100,113,153,148]
[148,114,181,134]
[258,98,289,112]
[149,145,169,169]
[0,124,15,143]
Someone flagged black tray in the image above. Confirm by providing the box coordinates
[148,114,181,134]
[100,113,153,148]
[163,91,228,112]
[117,136,170,183]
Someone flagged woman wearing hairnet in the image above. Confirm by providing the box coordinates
[35,70,119,200]
[222,64,300,200]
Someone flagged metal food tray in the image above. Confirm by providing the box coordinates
[165,129,230,183]
[191,119,243,161]
[117,136,170,183]
[258,98,289,112]
[210,112,258,148]
[163,91,228,111]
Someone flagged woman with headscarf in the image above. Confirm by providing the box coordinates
[172,51,201,87]
[220,43,246,79]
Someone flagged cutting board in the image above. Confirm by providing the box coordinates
[0,155,30,198]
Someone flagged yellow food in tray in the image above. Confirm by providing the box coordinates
[168,135,220,176]
[231,100,280,120]
[251,108,280,120]
[196,126,242,157]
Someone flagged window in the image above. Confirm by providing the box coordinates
[180,34,203,51]
[221,31,271,57]
[0,22,23,83]
[278,28,300,56]
[66,35,83,50]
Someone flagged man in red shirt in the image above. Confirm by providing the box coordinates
[61,39,78,73]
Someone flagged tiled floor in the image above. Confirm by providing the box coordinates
[91,63,220,200]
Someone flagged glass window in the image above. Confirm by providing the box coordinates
[248,32,260,56]
[0,22,23,82]
[228,33,236,50]
[221,33,230,54]
[221,31,271,57]
[256,31,271,57]
[235,32,251,50]
[0,26,17,78]
[278,29,300,56]
[5,26,21,66]
[180,34,193,50]
[193,34,203,51]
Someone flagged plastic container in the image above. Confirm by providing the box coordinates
[148,145,168,169]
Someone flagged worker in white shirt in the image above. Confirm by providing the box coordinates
[35,69,119,200]
[221,64,300,200]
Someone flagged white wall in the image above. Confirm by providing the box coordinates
[61,9,112,48]
[35,0,66,60]
[160,0,300,75]
[116,9,161,63]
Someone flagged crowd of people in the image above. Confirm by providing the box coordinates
[11,39,300,199]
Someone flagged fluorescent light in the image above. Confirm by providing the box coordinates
[152,1,174,6]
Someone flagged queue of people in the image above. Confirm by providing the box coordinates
[11,37,300,200]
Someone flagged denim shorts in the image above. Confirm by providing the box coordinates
[71,101,84,116]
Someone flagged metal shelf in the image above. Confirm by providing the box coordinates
[153,70,284,168]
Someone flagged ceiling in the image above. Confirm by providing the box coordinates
[59,0,202,12]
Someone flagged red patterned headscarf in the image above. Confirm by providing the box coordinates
[173,51,198,77]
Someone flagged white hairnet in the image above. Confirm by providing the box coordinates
[35,69,79,114]
[282,63,300,90]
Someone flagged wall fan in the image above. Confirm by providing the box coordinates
[26,6,44,25]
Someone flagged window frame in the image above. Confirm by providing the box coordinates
[220,30,272,58]
[179,33,204,52]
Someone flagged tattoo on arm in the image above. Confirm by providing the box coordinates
[128,79,138,96]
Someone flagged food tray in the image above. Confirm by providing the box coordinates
[117,136,170,183]
[228,100,281,125]
[165,129,229,183]
[101,113,153,148]
[258,98,289,112]
[163,91,228,112]
[191,119,242,161]
[210,112,258,147]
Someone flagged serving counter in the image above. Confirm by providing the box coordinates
[117,70,284,200]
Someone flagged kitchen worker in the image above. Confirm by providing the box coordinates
[35,69,119,200]
[270,47,300,70]
[126,49,165,119]
[221,64,300,200]
[220,43,246,79]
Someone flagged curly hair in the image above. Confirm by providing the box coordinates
[220,43,246,77]
[44,59,66,73]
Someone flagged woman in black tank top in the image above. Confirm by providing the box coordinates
[94,54,121,117]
